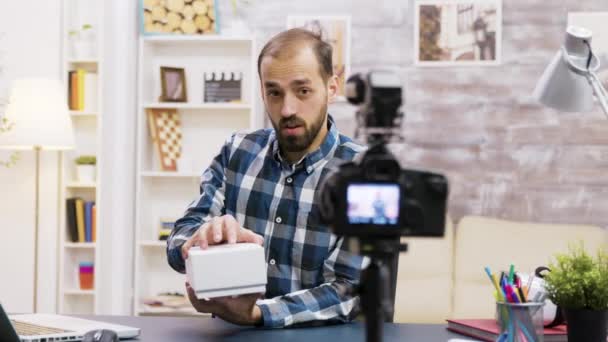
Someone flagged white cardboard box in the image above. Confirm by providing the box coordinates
[186,243,267,299]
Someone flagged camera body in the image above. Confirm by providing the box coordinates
[319,146,448,238]
[319,70,449,239]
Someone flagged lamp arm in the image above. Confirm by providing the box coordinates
[587,72,608,118]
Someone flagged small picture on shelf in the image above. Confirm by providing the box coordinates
[141,0,218,35]
[160,66,187,102]
[159,217,177,241]
[203,71,242,103]
[146,108,182,172]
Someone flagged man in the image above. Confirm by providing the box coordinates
[166,28,366,328]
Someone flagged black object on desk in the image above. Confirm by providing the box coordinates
[83,329,119,342]
[78,315,462,342]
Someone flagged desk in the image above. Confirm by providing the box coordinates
[80,315,463,342]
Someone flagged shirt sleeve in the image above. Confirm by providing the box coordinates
[166,135,233,273]
[256,236,366,328]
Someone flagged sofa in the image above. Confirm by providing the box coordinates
[392,215,608,323]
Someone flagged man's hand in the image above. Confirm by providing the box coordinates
[186,283,263,326]
[181,214,264,260]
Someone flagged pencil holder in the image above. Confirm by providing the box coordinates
[496,302,545,342]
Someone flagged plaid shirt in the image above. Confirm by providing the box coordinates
[166,116,366,328]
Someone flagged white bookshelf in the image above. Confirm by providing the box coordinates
[134,34,260,316]
[58,0,103,315]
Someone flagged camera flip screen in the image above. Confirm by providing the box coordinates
[347,183,400,225]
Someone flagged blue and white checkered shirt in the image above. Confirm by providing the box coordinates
[166,116,366,328]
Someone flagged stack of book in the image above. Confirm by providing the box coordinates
[66,198,96,243]
[68,69,98,112]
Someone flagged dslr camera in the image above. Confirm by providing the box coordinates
[319,70,449,239]
[318,70,449,342]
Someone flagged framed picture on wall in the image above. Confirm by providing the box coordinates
[286,15,351,99]
[140,0,218,35]
[160,66,187,102]
[414,0,502,66]
[568,12,608,90]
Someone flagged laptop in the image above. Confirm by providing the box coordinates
[0,304,140,341]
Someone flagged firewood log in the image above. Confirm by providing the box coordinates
[192,0,208,15]
[180,19,197,34]
[166,0,185,13]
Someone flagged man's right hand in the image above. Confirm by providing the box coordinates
[181,214,264,260]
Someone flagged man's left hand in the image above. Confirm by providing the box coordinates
[186,283,263,326]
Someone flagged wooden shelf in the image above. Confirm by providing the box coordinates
[142,102,251,110]
[70,111,98,117]
[66,181,97,189]
[63,289,95,296]
[67,59,99,64]
[142,35,253,43]
[64,242,96,249]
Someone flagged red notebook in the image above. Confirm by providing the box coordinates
[447,319,567,342]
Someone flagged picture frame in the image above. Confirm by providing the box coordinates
[140,0,219,36]
[160,66,187,102]
[414,0,502,67]
[568,12,608,90]
[286,15,351,99]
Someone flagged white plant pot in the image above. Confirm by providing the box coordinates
[77,165,96,183]
[71,39,96,60]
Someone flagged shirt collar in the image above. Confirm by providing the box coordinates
[271,114,339,174]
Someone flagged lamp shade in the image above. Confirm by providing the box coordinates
[533,26,599,113]
[0,78,75,150]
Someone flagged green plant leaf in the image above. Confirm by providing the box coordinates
[75,155,96,165]
[544,241,608,310]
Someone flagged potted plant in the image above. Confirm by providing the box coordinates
[75,155,96,182]
[224,0,252,36]
[68,24,96,60]
[543,243,608,342]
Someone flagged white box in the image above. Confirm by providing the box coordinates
[185,243,267,299]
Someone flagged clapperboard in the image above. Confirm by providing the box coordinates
[204,71,242,103]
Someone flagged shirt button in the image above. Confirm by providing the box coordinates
[286,177,293,184]
[275,216,282,224]
[269,259,276,265]
[307,166,313,173]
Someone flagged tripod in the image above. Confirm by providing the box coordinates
[358,238,408,342]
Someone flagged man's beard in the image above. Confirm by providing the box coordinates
[271,105,327,153]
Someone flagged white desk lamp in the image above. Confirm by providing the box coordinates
[0,78,75,312]
[534,26,608,116]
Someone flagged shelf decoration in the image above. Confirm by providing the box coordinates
[203,71,242,103]
[146,108,182,171]
[141,0,218,35]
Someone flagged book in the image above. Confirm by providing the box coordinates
[69,71,78,110]
[77,69,85,111]
[83,72,98,112]
[92,204,97,242]
[446,319,567,342]
[65,198,79,242]
[85,201,93,242]
[75,199,85,243]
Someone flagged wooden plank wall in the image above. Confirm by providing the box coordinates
[247,0,608,227]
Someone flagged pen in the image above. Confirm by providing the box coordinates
[485,266,507,301]
[518,286,526,303]
[508,264,515,284]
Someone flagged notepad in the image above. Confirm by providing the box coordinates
[446,319,567,342]
[186,243,267,299]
